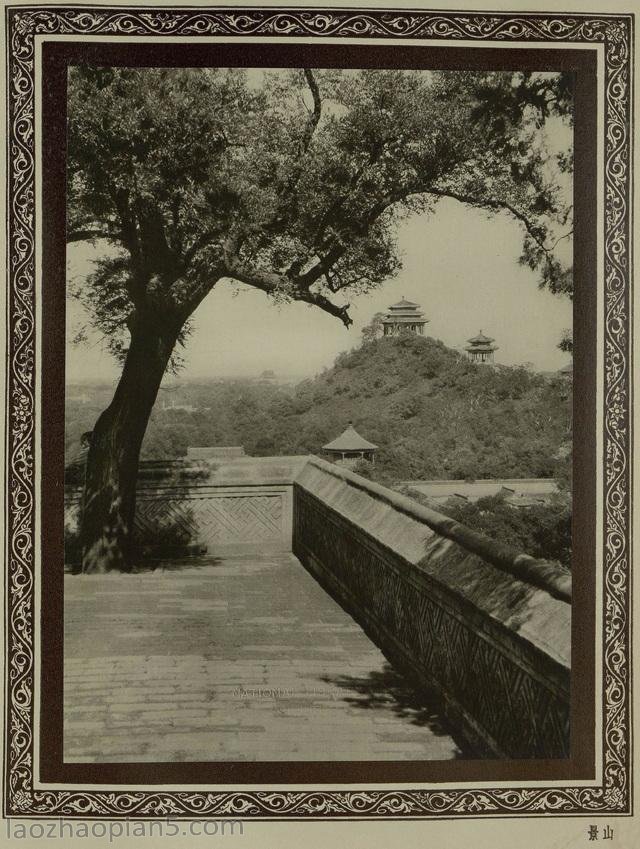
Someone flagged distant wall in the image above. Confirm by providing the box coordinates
[292,456,571,759]
[186,446,245,459]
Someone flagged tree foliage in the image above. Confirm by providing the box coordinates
[558,328,573,354]
[361,311,386,343]
[436,492,572,569]
[69,67,573,356]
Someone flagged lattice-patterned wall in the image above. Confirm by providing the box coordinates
[293,485,570,759]
[135,487,287,550]
[65,484,292,556]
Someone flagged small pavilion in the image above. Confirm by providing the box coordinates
[323,423,377,466]
[465,331,498,364]
[382,299,427,336]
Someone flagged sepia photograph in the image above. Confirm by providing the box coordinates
[2,0,634,833]
[63,63,574,766]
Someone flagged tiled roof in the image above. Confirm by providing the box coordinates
[323,424,378,452]
[467,330,495,344]
[389,298,421,309]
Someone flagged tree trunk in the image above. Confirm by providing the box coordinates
[79,317,177,574]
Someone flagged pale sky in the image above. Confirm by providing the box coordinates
[66,197,573,386]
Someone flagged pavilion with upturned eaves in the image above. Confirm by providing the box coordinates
[323,422,377,467]
[465,330,498,364]
[382,299,427,336]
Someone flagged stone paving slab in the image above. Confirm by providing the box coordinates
[64,554,467,762]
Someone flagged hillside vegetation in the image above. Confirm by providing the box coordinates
[66,334,571,487]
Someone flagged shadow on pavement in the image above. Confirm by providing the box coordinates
[319,662,473,757]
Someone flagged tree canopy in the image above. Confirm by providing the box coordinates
[69,67,573,359]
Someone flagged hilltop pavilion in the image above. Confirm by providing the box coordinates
[465,331,498,364]
[382,299,427,336]
[323,423,377,466]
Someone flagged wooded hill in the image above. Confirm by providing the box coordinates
[67,334,572,487]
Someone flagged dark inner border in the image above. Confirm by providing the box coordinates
[40,40,596,786]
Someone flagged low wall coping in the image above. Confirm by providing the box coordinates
[299,456,571,604]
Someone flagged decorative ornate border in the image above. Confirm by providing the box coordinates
[4,5,632,818]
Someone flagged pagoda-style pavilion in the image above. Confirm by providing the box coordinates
[381,299,427,336]
[465,330,498,364]
[323,423,377,466]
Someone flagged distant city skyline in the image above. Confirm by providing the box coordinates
[66,197,573,387]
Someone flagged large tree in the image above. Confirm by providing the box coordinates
[67,67,573,573]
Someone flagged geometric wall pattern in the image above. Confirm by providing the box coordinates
[65,486,288,555]
[135,493,283,547]
[293,486,570,759]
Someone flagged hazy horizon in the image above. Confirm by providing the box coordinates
[66,198,573,389]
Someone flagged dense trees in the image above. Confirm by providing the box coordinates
[66,334,572,484]
[423,492,571,569]
[68,67,572,571]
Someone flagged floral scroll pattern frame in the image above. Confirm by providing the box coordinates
[4,6,632,818]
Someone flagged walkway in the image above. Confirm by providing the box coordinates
[64,554,466,762]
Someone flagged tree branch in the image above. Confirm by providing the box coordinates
[223,237,353,328]
[426,186,552,252]
[179,274,222,321]
[311,140,391,248]
[137,203,173,272]
[112,189,141,265]
[302,69,322,152]
[66,227,113,244]
[296,290,352,327]
[295,244,347,289]
[548,229,574,251]
[109,187,149,307]
[257,68,323,237]
[183,229,217,267]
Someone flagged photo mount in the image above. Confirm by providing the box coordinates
[3,4,631,819]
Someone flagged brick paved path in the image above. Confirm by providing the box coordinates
[64,554,466,762]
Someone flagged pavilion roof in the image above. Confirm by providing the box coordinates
[389,298,421,309]
[383,314,427,323]
[323,424,378,452]
[465,343,498,353]
[467,330,495,344]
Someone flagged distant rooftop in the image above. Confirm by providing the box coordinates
[323,424,378,453]
[404,478,558,504]
[388,298,422,310]
[467,330,496,345]
[465,329,498,357]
